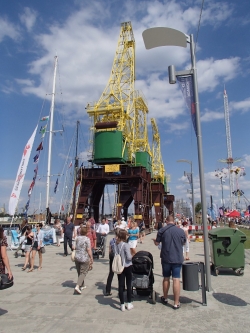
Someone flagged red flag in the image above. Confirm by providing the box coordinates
[61,205,64,211]
[36,142,43,151]
[68,161,72,168]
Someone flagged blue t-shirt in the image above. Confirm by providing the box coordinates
[128,228,139,241]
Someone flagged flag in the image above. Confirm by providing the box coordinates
[39,125,47,134]
[36,142,43,151]
[186,172,192,186]
[33,152,40,164]
[34,165,38,176]
[9,126,38,215]
[40,116,49,121]
[54,178,58,193]
[25,199,30,211]
[76,180,81,187]
[61,204,64,211]
[177,75,197,136]
[80,162,83,167]
[68,161,72,168]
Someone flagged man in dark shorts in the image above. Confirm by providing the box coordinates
[63,216,76,257]
[153,215,186,309]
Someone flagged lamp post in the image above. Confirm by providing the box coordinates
[177,159,196,225]
[142,27,211,291]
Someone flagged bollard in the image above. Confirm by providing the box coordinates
[182,261,207,305]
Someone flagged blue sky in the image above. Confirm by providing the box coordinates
[1,0,250,216]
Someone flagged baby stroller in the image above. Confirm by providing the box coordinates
[132,251,156,304]
[93,233,106,259]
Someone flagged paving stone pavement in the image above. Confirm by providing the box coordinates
[1,232,250,333]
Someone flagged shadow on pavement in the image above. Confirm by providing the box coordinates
[61,280,75,288]
[95,294,120,310]
[0,308,8,316]
[213,293,248,306]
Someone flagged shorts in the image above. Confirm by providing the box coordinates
[162,262,182,278]
[128,240,137,249]
[25,245,32,253]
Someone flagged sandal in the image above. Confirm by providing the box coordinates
[27,269,33,273]
[173,302,180,310]
[21,266,27,271]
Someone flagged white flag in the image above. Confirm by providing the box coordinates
[9,126,38,215]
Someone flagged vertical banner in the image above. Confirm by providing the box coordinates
[177,75,197,136]
[9,126,38,215]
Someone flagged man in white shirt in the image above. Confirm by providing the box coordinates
[96,218,110,235]
[121,217,127,229]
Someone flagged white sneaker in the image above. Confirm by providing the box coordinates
[126,303,134,311]
[75,286,81,294]
[120,304,125,312]
[80,286,87,290]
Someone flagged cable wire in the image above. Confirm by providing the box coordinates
[195,0,205,54]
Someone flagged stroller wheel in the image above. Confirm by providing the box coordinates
[151,290,156,304]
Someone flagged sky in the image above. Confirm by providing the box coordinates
[1,0,250,216]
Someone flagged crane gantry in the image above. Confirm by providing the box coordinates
[74,22,174,227]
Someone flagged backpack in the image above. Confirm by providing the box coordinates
[112,243,125,274]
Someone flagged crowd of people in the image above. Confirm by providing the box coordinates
[0,214,192,311]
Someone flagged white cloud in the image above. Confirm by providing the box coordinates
[201,109,224,122]
[242,154,250,168]
[14,0,239,127]
[197,57,240,92]
[0,17,19,42]
[19,7,37,32]
[230,98,250,113]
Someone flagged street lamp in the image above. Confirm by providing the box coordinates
[142,27,211,291]
[177,159,196,225]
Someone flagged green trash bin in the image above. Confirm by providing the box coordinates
[208,227,247,276]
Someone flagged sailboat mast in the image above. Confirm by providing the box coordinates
[46,56,58,209]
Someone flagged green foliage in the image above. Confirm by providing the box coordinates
[195,202,202,214]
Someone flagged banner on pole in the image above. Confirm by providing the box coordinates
[177,75,197,136]
[9,126,38,215]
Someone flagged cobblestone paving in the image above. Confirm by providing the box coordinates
[0,232,249,333]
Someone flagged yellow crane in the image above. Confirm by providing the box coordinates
[151,118,166,186]
[86,21,136,165]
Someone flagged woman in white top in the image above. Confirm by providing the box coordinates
[28,223,44,272]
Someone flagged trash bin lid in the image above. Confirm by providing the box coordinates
[208,227,247,241]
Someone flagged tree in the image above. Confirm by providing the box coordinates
[195,202,202,214]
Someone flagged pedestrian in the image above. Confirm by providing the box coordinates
[114,220,123,229]
[22,226,34,270]
[0,226,13,280]
[86,221,97,252]
[138,220,146,244]
[182,221,190,260]
[112,229,133,311]
[54,219,62,246]
[105,228,120,296]
[14,218,29,258]
[74,226,93,294]
[77,222,84,236]
[96,218,110,235]
[121,217,127,229]
[28,223,44,272]
[127,221,139,256]
[212,221,217,229]
[153,215,186,309]
[157,220,163,230]
[63,216,76,257]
